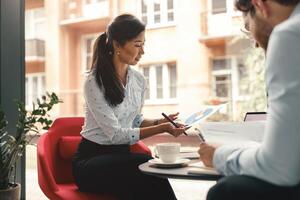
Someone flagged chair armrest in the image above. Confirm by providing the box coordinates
[130,141,152,156]
[37,134,59,194]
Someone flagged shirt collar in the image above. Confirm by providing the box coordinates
[289,2,300,19]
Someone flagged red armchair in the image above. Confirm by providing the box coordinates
[37,117,152,200]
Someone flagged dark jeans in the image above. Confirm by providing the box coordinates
[207,175,300,200]
[72,138,177,200]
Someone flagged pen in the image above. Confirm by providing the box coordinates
[195,127,206,142]
[161,112,188,136]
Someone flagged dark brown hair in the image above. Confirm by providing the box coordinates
[91,14,145,106]
[235,0,300,15]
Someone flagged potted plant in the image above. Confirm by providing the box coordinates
[0,92,62,200]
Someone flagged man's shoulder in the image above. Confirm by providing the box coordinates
[274,13,300,37]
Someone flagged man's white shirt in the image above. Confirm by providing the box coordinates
[213,3,300,186]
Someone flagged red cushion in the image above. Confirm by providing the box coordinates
[58,136,81,160]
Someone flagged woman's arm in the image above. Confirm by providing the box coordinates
[140,112,180,127]
[139,122,186,140]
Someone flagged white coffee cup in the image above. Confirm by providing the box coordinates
[155,143,181,163]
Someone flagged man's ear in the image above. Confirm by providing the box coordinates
[251,0,270,18]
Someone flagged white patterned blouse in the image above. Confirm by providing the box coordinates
[80,66,146,145]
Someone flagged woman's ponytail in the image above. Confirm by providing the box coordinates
[92,32,124,106]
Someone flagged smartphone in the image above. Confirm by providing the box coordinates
[244,112,267,122]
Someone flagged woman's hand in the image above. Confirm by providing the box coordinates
[159,112,179,124]
[161,122,188,137]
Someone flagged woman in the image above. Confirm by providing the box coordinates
[72,14,187,200]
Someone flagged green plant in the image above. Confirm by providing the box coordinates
[0,92,62,190]
[239,47,267,119]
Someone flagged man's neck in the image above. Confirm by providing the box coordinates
[271,3,297,26]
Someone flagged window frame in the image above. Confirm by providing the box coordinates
[25,73,46,110]
[211,56,248,101]
[140,0,176,29]
[141,63,178,105]
[25,7,46,40]
[81,33,99,74]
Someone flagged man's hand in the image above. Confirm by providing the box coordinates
[198,143,220,167]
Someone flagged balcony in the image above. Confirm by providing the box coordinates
[25,39,45,62]
[200,10,243,45]
[60,0,111,31]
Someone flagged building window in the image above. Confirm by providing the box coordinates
[25,74,46,109]
[141,0,175,27]
[141,63,177,103]
[25,8,46,39]
[82,34,98,72]
[214,75,232,98]
[212,58,232,98]
[212,0,227,14]
[211,57,247,99]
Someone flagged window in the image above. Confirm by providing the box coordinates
[25,74,46,109]
[25,8,46,39]
[212,0,227,14]
[214,75,232,98]
[82,34,98,72]
[141,63,177,104]
[211,57,247,99]
[211,58,232,98]
[141,0,175,27]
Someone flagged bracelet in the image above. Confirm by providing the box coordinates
[153,119,159,125]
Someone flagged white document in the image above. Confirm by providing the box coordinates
[187,161,220,175]
[199,121,266,142]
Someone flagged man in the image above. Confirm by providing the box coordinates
[198,0,300,199]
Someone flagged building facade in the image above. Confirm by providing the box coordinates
[25,0,251,122]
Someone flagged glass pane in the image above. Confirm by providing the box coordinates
[32,77,38,103]
[35,21,46,39]
[168,0,173,9]
[154,3,160,11]
[34,9,45,19]
[212,0,227,14]
[25,12,32,39]
[143,67,150,99]
[238,62,249,96]
[142,16,148,24]
[41,76,46,95]
[154,14,161,24]
[86,56,92,71]
[168,12,174,22]
[25,77,29,106]
[86,38,94,53]
[169,64,177,98]
[142,0,147,13]
[215,75,231,98]
[212,59,231,71]
[156,66,163,99]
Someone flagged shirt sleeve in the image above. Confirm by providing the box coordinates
[84,75,140,145]
[213,28,300,186]
[132,75,147,128]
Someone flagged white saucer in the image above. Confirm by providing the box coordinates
[148,158,190,168]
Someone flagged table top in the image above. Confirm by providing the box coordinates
[139,159,223,181]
